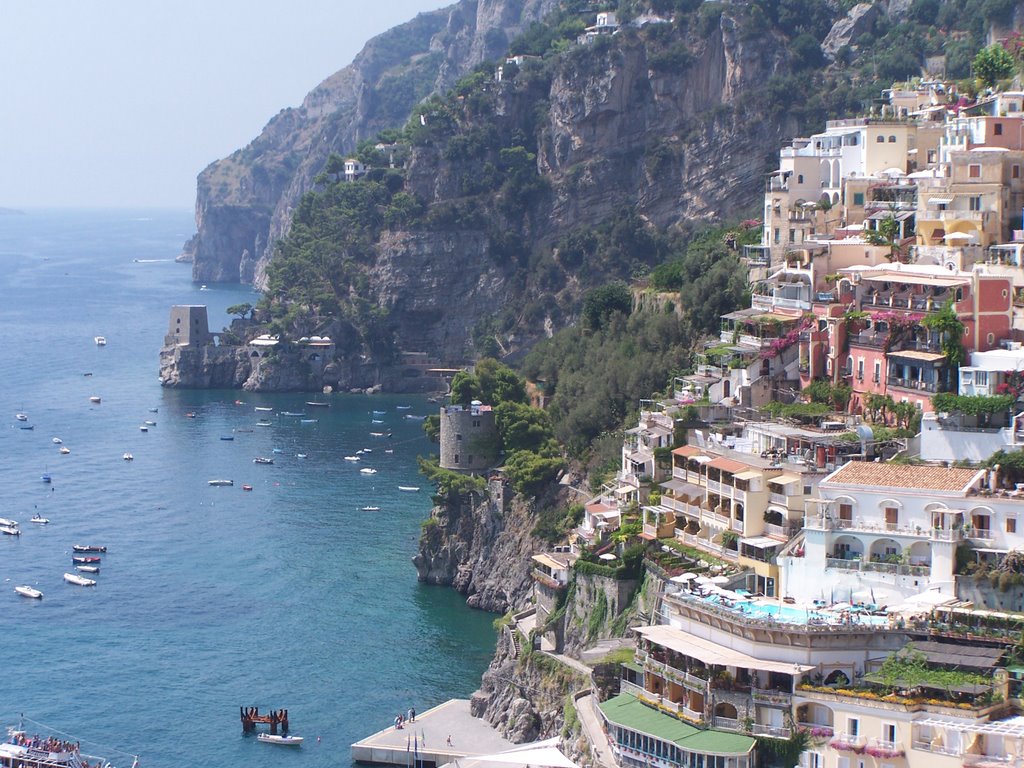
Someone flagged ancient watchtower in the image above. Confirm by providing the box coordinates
[165,305,212,346]
[438,401,499,472]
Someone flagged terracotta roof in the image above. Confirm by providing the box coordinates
[823,462,984,492]
[708,456,751,474]
[672,445,703,457]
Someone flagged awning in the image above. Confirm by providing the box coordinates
[888,349,947,363]
[928,196,954,205]
[614,485,636,496]
[741,536,780,549]
[661,479,704,498]
[635,625,814,675]
[628,451,649,464]
[673,446,703,458]
[865,210,915,222]
[733,470,761,481]
[769,474,801,486]
[913,717,1024,738]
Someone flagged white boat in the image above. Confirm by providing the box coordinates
[52,437,62,444]
[396,405,411,410]
[144,420,156,426]
[89,396,101,404]
[256,734,303,746]
[296,453,307,459]
[253,457,274,465]
[14,585,42,599]
[208,479,234,486]
[149,407,159,413]
[0,721,126,768]
[30,515,49,524]
[256,420,272,427]
[1,524,21,536]
[398,486,420,492]
[63,572,96,586]
[199,284,209,291]
[76,565,100,574]
[254,406,274,412]
[361,506,381,512]
[0,517,18,527]
[405,414,426,420]
[59,446,71,454]
[371,419,384,424]
[94,336,107,346]
[139,425,148,432]
[359,468,377,475]
[300,418,318,424]
[123,452,134,461]
[344,456,360,462]
[306,401,330,408]
[15,413,27,422]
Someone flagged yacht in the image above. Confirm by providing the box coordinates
[14,585,42,599]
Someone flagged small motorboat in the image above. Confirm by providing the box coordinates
[220,436,234,441]
[398,486,421,492]
[234,400,245,406]
[242,485,253,491]
[76,565,100,574]
[19,425,34,430]
[185,412,197,418]
[360,468,377,475]
[89,396,101,404]
[369,432,386,437]
[64,572,96,586]
[384,449,394,454]
[256,420,272,427]
[280,411,306,417]
[72,556,101,564]
[361,506,381,512]
[1,524,21,536]
[306,401,329,407]
[300,419,318,424]
[123,452,134,461]
[15,585,42,599]
[254,406,274,412]
[208,479,234,486]
[41,474,52,484]
[396,405,411,410]
[94,336,107,346]
[253,457,274,465]
[272,448,284,454]
[296,453,307,459]
[0,517,18,527]
[139,425,148,432]
[405,414,426,420]
[15,413,28,421]
[371,419,384,424]
[52,437,63,444]
[344,456,360,462]
[149,407,159,413]
[30,515,49,524]
[256,734,303,746]
[361,448,373,453]
[73,545,106,552]
[144,420,156,426]
[59,446,71,454]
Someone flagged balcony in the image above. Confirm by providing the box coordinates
[744,245,771,266]
[826,558,930,577]
[797,723,835,739]
[911,740,960,756]
[764,522,795,539]
[642,656,710,694]
[752,687,792,707]
[702,509,731,527]
[966,527,994,541]
[752,723,792,739]
[962,755,1015,767]
[769,492,791,506]
[662,497,700,517]
[730,519,745,533]
[830,734,866,752]
[888,376,939,393]
[826,557,862,571]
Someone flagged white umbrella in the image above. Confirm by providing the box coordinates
[694,575,713,585]
[710,575,730,585]
[671,573,698,583]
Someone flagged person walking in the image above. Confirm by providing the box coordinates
[408,707,416,723]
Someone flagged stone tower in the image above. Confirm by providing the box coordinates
[438,401,498,472]
[165,305,212,346]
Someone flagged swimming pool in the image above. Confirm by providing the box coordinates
[697,595,889,626]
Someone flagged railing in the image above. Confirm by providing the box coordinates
[764,522,794,539]
[966,528,994,540]
[888,377,939,393]
[620,680,705,722]
[643,657,710,693]
[532,568,564,590]
[752,724,792,738]
[797,722,834,738]
[752,688,792,706]
[714,716,740,732]
[962,754,1015,766]
[706,479,725,495]
[931,528,964,541]
[826,558,862,571]
[911,739,960,756]
[769,492,790,506]
[730,519,744,533]
[662,497,700,517]
[702,510,731,527]
[826,558,930,576]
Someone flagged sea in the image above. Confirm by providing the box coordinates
[0,209,497,768]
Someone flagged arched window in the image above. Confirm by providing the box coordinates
[876,135,885,143]
[888,135,897,143]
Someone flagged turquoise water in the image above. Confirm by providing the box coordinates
[0,210,496,768]
[698,595,888,626]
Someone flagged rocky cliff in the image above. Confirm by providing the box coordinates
[184,0,560,286]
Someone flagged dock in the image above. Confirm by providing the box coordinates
[351,699,513,768]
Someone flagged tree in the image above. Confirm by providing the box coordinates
[922,301,965,389]
[475,358,527,404]
[864,214,905,263]
[581,283,632,330]
[450,371,479,405]
[226,302,254,320]
[973,44,1015,88]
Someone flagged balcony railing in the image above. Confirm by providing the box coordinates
[752,688,792,707]
[764,522,795,539]
[641,655,710,694]
[797,723,834,739]
[888,376,939,393]
[826,557,862,571]
[962,754,1015,766]
[827,558,931,576]
[911,739,960,756]
[714,716,740,732]
[966,528,994,540]
[702,509,731,527]
[752,724,792,739]
[769,492,791,506]
[730,519,745,533]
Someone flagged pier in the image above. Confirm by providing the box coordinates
[240,706,289,734]
[351,699,513,768]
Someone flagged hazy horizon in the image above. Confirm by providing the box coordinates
[1,1,450,210]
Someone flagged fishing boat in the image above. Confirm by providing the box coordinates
[30,514,49,524]
[306,401,329,408]
[1,524,20,536]
[208,479,234,486]
[253,457,274,465]
[15,413,28,421]
[123,452,133,461]
[59,446,71,454]
[73,545,106,552]
[398,486,421,492]
[63,572,96,586]
[89,396,101,404]
[256,734,303,747]
[344,455,360,462]
[76,565,100,574]
[14,585,42,599]
[359,468,377,475]
[361,506,381,512]
[94,336,107,346]
[72,556,101,565]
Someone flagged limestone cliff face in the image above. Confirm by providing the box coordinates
[413,481,540,612]
[185,0,560,286]
[158,344,252,388]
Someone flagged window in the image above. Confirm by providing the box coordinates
[976,371,989,386]
[1007,518,1017,534]
[853,192,865,205]
[988,333,996,345]
[927,150,937,163]
[454,454,459,463]
[888,135,897,143]
[873,361,881,383]
[969,164,981,178]
[885,507,899,527]
[1014,165,1020,179]
[882,723,896,743]
[798,174,804,184]
[774,228,780,244]
[876,135,885,143]
[789,228,795,243]
[839,503,853,521]
[857,359,865,381]
[468,455,473,463]
[995,122,1004,136]
[472,419,480,427]
[456,433,463,441]
[848,718,860,737]
[970,195,982,211]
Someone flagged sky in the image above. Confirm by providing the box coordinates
[0,0,450,209]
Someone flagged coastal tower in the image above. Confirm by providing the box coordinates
[438,401,498,472]
[165,305,212,347]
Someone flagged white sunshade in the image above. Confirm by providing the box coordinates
[671,573,699,583]
[710,575,730,584]
[944,232,975,241]
[928,196,954,205]
[598,553,617,561]
[694,575,714,585]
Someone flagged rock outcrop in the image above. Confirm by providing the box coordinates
[158,344,251,389]
[822,3,880,61]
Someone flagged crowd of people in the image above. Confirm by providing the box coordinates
[10,733,79,754]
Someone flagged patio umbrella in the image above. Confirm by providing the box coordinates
[694,575,713,585]
[671,573,698,583]
[710,575,730,585]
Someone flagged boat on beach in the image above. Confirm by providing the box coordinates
[256,733,303,746]
[63,572,96,586]
[14,585,42,599]
[73,545,106,552]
